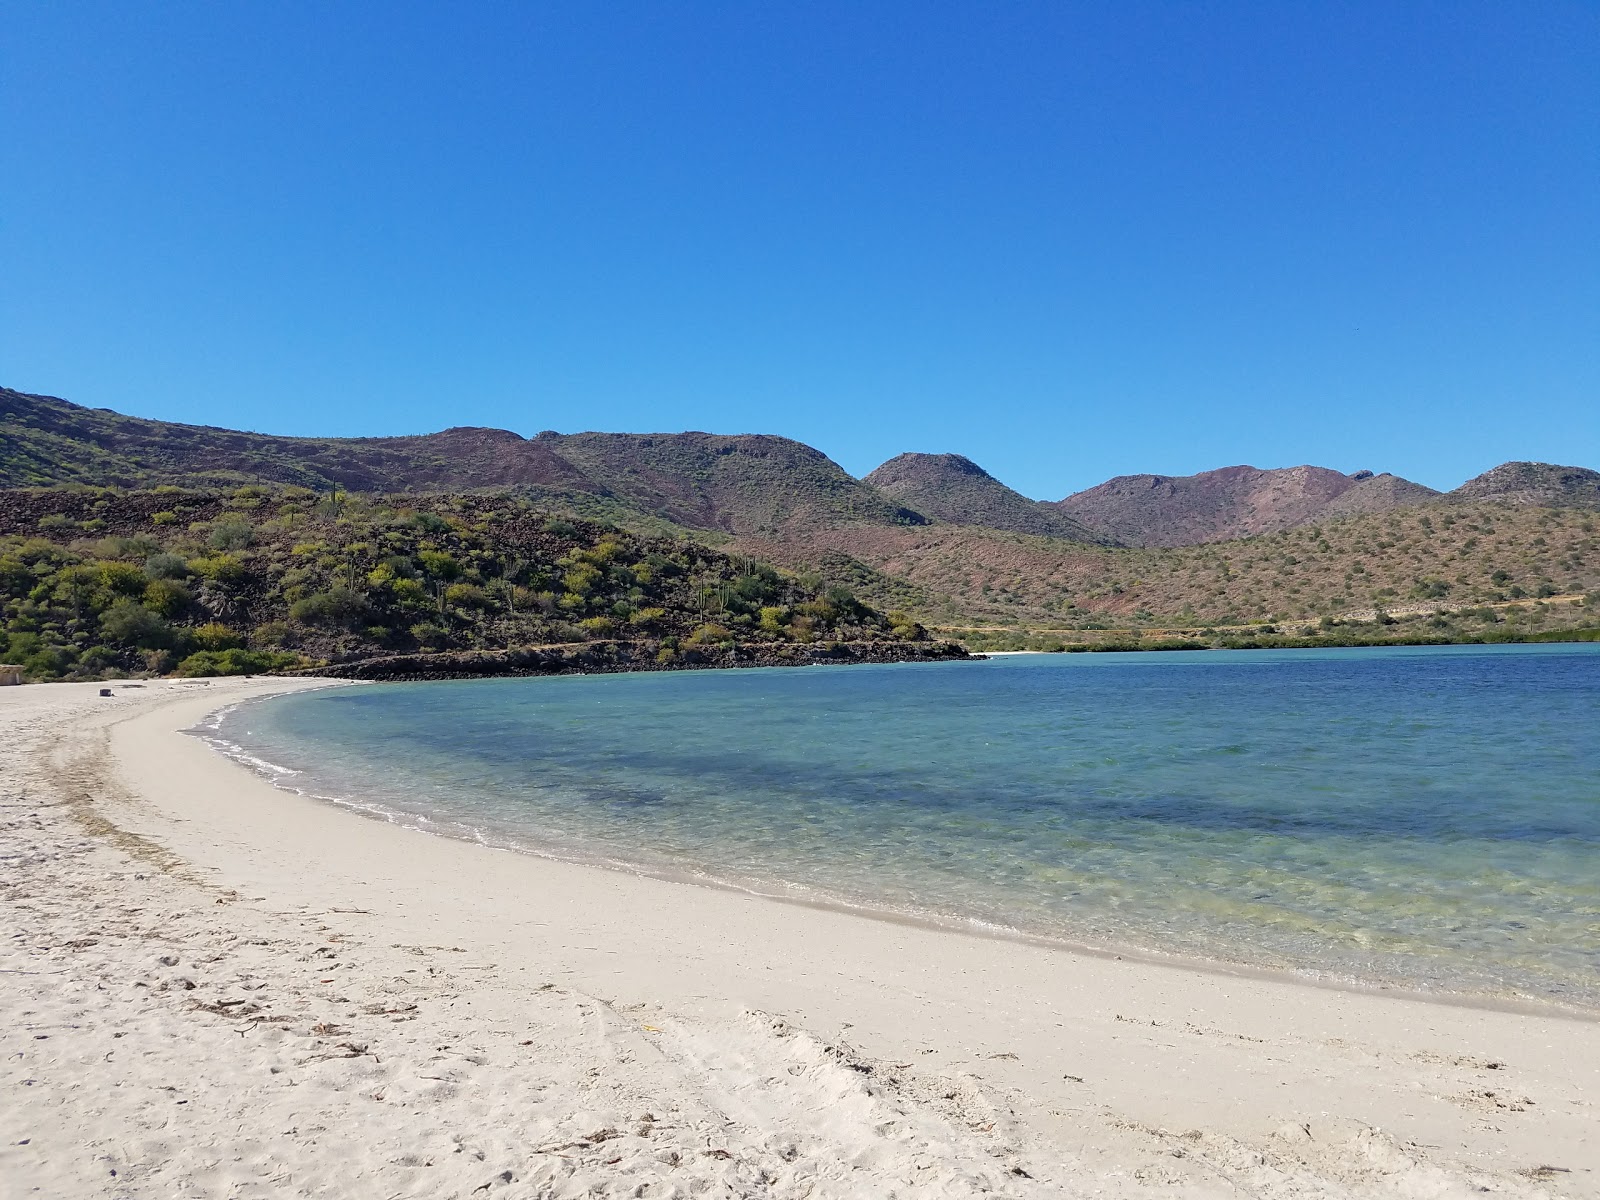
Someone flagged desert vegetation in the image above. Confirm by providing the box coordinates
[750,502,1600,636]
[0,488,927,682]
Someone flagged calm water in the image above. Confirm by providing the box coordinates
[206,644,1600,1007]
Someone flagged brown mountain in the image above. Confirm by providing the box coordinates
[533,431,924,535]
[1051,464,1436,548]
[1449,462,1600,508]
[1318,472,1442,518]
[862,452,1112,542]
[0,388,924,537]
[0,387,596,493]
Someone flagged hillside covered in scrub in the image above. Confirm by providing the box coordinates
[0,487,942,683]
[738,501,1600,637]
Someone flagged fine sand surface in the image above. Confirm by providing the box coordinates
[2,678,1596,1198]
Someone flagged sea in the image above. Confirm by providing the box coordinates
[200,643,1600,1010]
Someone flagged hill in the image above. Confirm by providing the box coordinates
[1318,472,1442,518]
[1052,464,1437,547]
[1449,462,1600,508]
[862,453,1112,542]
[1,389,928,539]
[738,500,1599,631]
[0,487,954,683]
[0,387,599,493]
[533,431,926,536]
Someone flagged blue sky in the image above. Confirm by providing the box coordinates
[4,2,1596,498]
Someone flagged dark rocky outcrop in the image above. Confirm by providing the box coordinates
[293,638,975,682]
[1449,462,1600,508]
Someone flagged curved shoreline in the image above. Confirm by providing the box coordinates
[206,677,1600,1024]
[7,676,1600,1197]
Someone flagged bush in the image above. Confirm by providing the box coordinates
[289,586,370,625]
[418,550,461,580]
[207,516,255,551]
[175,648,299,677]
[443,582,490,609]
[193,622,244,650]
[251,621,292,648]
[579,616,617,638]
[145,552,190,579]
[390,577,427,603]
[407,511,452,534]
[190,554,247,585]
[409,622,448,649]
[151,511,179,525]
[24,644,77,678]
[687,622,734,646]
[142,578,191,616]
[100,599,173,649]
[79,645,120,673]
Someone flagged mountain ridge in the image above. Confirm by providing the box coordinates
[1051,464,1443,548]
[863,452,1113,542]
[6,388,1597,555]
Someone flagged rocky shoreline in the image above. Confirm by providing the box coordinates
[291,637,976,682]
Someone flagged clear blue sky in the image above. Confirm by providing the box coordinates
[4,2,1596,498]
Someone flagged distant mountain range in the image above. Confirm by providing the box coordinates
[4,388,1599,553]
[1051,465,1444,548]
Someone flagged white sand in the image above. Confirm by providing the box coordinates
[2,678,1595,1198]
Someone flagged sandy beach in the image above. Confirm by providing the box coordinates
[2,678,1595,1198]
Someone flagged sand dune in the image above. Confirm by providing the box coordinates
[2,678,1595,1197]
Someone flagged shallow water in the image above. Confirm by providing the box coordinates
[208,644,1600,1006]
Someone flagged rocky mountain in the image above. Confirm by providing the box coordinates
[862,453,1112,542]
[1319,472,1442,519]
[533,431,924,535]
[1,388,595,494]
[1051,464,1437,548]
[1,389,925,538]
[1449,462,1600,508]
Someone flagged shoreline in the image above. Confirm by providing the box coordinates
[4,677,1598,1196]
[203,682,1597,1025]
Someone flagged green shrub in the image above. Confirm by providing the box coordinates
[407,511,451,534]
[145,552,190,579]
[409,622,448,648]
[390,577,427,603]
[100,599,173,649]
[190,554,247,584]
[444,582,490,609]
[79,645,119,672]
[687,622,734,646]
[418,550,461,580]
[251,621,292,647]
[579,616,616,638]
[175,648,299,677]
[142,578,191,616]
[289,586,369,625]
[193,622,244,650]
[24,644,77,678]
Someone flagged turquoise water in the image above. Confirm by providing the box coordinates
[208,644,1600,1007]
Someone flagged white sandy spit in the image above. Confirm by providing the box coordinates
[1,677,1595,1198]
